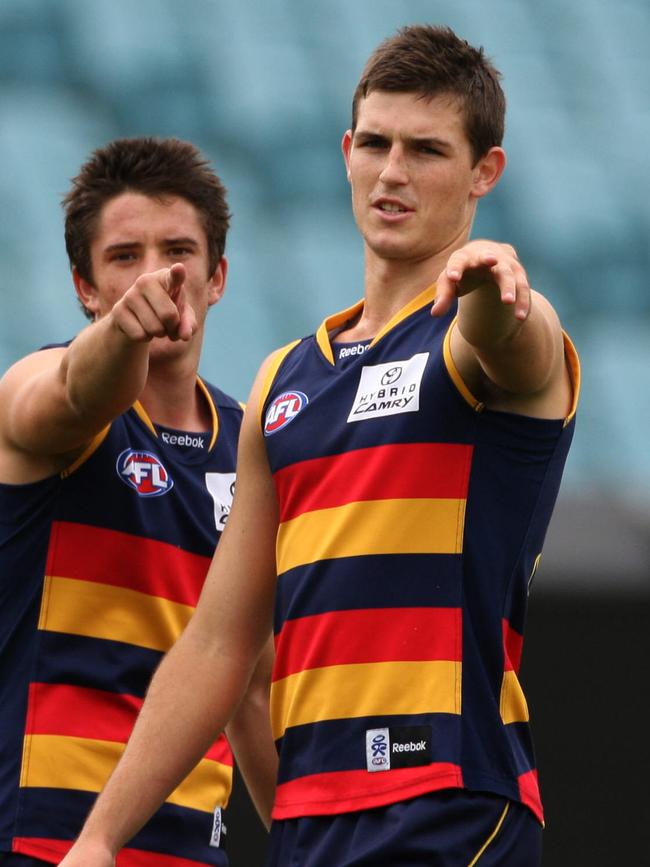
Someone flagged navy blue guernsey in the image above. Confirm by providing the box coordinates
[258,284,580,823]
[0,373,242,866]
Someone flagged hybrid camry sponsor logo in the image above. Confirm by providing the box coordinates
[366,725,432,772]
[264,390,309,435]
[116,449,173,497]
[347,353,429,423]
[205,472,236,532]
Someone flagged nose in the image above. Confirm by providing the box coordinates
[379,145,409,185]
[141,250,167,275]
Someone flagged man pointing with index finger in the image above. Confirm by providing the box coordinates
[0,137,276,867]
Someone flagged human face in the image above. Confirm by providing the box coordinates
[342,91,504,266]
[77,192,225,358]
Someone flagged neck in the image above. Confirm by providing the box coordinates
[138,354,209,432]
[337,243,458,342]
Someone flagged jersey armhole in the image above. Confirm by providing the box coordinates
[562,332,581,426]
[443,320,582,425]
[257,340,301,425]
[60,424,111,479]
[442,319,485,412]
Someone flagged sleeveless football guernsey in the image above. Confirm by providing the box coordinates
[260,284,579,824]
[0,377,242,866]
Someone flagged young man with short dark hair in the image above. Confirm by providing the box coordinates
[0,137,276,867]
[58,27,579,866]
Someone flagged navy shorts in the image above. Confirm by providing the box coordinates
[265,789,542,867]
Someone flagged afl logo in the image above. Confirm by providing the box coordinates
[116,449,174,497]
[264,391,309,436]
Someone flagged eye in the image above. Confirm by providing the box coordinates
[110,251,137,263]
[358,136,388,149]
[168,246,193,258]
[417,144,442,156]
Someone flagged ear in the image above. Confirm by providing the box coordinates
[72,268,100,320]
[207,257,228,307]
[471,147,506,199]
[341,130,353,181]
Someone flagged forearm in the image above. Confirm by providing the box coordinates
[435,242,563,396]
[61,316,150,426]
[225,640,278,829]
[458,287,561,394]
[456,279,523,349]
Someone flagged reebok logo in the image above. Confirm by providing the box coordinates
[161,432,206,449]
[392,739,427,753]
[338,343,370,359]
[366,725,432,772]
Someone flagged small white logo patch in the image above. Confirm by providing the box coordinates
[347,353,429,423]
[366,727,391,772]
[210,806,222,848]
[205,472,236,532]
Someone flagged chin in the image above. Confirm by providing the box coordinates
[149,336,188,362]
[369,239,422,261]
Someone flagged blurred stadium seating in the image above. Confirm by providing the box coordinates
[2,0,648,517]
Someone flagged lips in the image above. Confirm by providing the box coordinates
[372,197,414,216]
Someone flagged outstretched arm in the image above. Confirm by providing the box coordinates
[432,240,571,417]
[57,359,280,866]
[0,264,195,482]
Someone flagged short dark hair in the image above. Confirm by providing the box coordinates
[351,25,505,163]
[63,137,231,320]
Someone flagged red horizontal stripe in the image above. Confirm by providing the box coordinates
[274,442,473,522]
[273,607,462,681]
[14,838,219,866]
[502,619,524,673]
[518,769,544,824]
[27,682,139,740]
[25,683,231,766]
[272,763,463,819]
[46,521,210,606]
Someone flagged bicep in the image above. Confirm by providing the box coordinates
[0,348,87,478]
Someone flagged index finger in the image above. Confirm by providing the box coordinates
[164,263,186,302]
[430,273,457,317]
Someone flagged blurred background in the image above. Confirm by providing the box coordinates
[1,0,648,863]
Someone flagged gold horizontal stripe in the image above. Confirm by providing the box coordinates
[20,734,231,812]
[277,497,466,574]
[39,576,194,652]
[500,669,530,724]
[271,660,461,740]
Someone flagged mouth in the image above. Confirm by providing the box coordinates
[372,198,413,217]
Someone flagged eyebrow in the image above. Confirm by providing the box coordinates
[353,129,453,150]
[103,237,200,253]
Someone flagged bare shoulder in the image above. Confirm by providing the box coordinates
[0,346,78,483]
